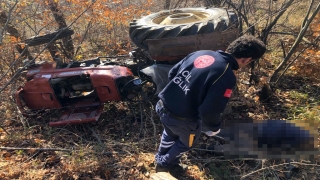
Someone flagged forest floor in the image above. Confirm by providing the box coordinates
[0,58,319,180]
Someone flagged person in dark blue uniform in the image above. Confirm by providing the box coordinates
[154,35,267,174]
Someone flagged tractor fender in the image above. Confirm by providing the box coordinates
[140,64,174,94]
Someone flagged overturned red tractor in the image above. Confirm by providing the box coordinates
[15,58,152,127]
[15,7,239,127]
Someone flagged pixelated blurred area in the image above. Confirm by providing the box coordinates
[222,119,318,159]
[191,68,319,179]
[191,108,319,179]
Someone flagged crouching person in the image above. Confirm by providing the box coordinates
[154,35,266,175]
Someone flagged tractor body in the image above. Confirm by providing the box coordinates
[15,7,239,127]
[15,58,143,126]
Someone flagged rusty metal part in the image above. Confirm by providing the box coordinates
[17,60,135,126]
[49,102,104,127]
[159,13,203,25]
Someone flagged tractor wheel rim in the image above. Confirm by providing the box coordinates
[152,12,210,25]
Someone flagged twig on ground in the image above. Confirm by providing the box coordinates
[52,127,83,140]
[240,162,320,179]
[266,167,280,180]
[103,151,126,155]
[128,101,138,124]
[0,124,10,135]
[0,147,71,151]
[252,160,262,171]
[192,148,224,153]
[189,156,225,162]
[14,104,29,129]
[146,100,157,147]
[139,101,143,136]
[3,150,41,167]
[22,150,41,163]
[86,125,103,146]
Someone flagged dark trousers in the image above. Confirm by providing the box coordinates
[155,101,201,167]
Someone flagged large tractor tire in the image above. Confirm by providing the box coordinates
[129,7,238,50]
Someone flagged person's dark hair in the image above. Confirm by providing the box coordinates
[226,34,266,60]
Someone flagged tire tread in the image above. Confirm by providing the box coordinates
[129,8,238,49]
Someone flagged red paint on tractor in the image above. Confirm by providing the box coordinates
[16,61,134,126]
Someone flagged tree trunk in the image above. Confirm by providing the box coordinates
[204,0,222,7]
[0,10,33,60]
[47,0,74,59]
[164,0,170,9]
[47,43,63,65]
[260,0,295,45]
[269,1,320,85]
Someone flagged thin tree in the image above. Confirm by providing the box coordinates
[164,0,170,9]
[47,0,75,60]
[260,0,295,45]
[203,0,222,7]
[0,3,33,60]
[269,0,320,85]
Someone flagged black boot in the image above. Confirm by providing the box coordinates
[155,164,188,174]
[155,164,170,173]
[170,164,188,174]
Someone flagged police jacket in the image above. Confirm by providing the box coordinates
[158,50,239,132]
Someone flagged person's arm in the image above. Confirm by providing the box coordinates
[198,71,235,132]
[201,113,221,133]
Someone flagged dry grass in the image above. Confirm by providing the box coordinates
[0,0,319,179]
[0,68,319,179]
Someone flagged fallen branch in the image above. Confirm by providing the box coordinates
[22,151,41,163]
[0,124,10,135]
[0,147,71,152]
[146,100,157,148]
[103,151,127,155]
[0,0,97,93]
[192,148,224,153]
[139,101,143,135]
[86,125,103,146]
[240,162,320,179]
